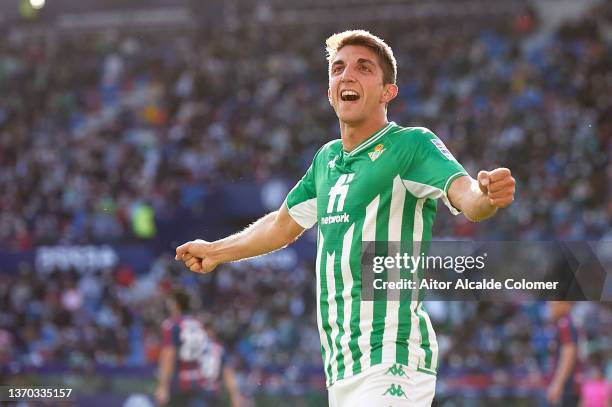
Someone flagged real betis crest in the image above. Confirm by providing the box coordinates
[368,143,386,162]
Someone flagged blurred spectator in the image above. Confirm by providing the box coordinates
[0,0,609,246]
[1,253,610,397]
[581,364,611,407]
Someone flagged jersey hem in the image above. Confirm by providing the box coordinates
[325,359,437,388]
[416,367,437,376]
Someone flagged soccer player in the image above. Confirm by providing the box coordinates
[546,301,579,407]
[155,290,242,407]
[175,30,516,406]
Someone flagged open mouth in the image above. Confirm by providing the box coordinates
[340,90,360,102]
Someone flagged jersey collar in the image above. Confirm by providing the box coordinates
[343,121,395,157]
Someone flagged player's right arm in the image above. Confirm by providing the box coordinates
[175,204,305,273]
[177,145,322,274]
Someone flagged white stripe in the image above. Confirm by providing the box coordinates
[402,178,464,216]
[411,198,425,303]
[339,224,355,376]
[381,177,405,362]
[389,177,406,241]
[408,198,425,370]
[315,231,332,383]
[286,198,318,229]
[363,196,379,242]
[357,195,379,371]
[325,251,339,383]
[349,122,395,156]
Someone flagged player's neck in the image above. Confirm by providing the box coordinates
[339,116,389,153]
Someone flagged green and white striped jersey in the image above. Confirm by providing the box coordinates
[285,122,468,387]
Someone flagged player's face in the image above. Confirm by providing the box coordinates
[328,45,394,125]
[166,298,179,316]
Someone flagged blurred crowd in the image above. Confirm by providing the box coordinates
[0,1,610,247]
[0,256,326,395]
[432,301,611,385]
[1,255,610,399]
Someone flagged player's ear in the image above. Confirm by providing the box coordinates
[327,87,332,105]
[381,83,398,103]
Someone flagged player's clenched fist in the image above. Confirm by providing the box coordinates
[175,239,219,274]
[477,168,516,208]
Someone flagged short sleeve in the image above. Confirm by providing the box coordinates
[285,157,318,229]
[400,128,468,215]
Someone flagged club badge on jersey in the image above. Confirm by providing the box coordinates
[368,143,386,162]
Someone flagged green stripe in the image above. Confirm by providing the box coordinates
[370,188,391,365]
[395,198,417,365]
[370,294,386,365]
[319,250,335,382]
[412,198,434,370]
[347,230,362,375]
[315,232,330,383]
[418,305,432,369]
[395,299,411,365]
[333,254,346,380]
[395,244,412,365]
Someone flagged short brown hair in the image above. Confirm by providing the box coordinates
[171,289,191,313]
[326,29,397,85]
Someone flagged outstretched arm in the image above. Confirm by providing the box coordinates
[448,168,516,222]
[175,204,305,273]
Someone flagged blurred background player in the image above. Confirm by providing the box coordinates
[546,301,579,407]
[156,289,242,407]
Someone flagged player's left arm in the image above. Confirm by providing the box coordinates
[448,168,516,222]
[222,365,243,407]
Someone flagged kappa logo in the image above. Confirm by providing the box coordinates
[368,143,386,162]
[385,364,407,377]
[328,156,338,169]
[382,383,408,399]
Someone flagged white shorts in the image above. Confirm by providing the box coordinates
[328,363,436,407]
